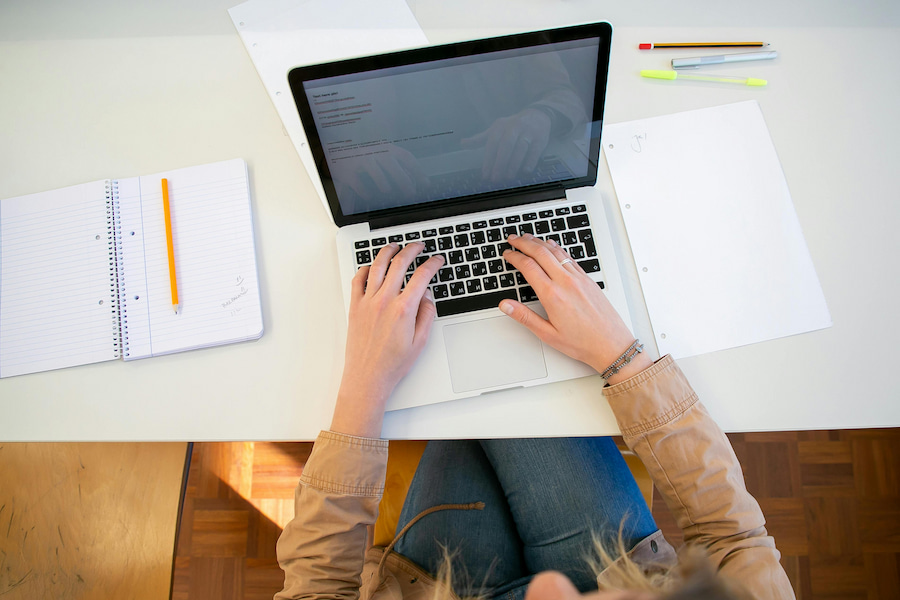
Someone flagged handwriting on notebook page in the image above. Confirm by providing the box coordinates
[221,275,249,315]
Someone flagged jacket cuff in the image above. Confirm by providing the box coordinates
[298,430,389,496]
[601,355,699,438]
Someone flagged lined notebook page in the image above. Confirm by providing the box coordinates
[0,181,119,377]
[119,159,263,359]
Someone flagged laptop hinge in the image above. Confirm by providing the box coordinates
[368,187,568,230]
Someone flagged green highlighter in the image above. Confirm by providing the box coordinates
[641,69,767,86]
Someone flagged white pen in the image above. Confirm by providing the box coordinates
[672,50,778,69]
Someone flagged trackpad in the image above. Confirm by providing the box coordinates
[443,316,547,393]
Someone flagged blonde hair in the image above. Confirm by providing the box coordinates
[589,533,752,600]
[426,535,751,600]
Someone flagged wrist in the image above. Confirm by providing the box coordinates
[604,352,654,385]
[331,383,390,438]
[592,339,653,385]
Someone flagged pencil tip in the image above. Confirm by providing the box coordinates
[174,304,181,314]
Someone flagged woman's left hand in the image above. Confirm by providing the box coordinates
[331,242,445,437]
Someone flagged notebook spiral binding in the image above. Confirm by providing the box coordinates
[105,180,128,359]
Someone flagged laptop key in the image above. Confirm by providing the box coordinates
[499,273,516,287]
[572,204,587,213]
[578,229,598,256]
[454,234,469,247]
[449,282,466,296]
[455,223,471,232]
[405,232,420,240]
[433,284,449,299]
[438,236,453,250]
[472,262,487,277]
[505,215,520,223]
[578,259,601,273]
[515,272,528,285]
[355,240,370,249]
[483,275,499,290]
[439,267,454,282]
[488,259,505,273]
[471,231,486,245]
[465,248,480,261]
[567,214,590,229]
[435,289,518,317]
[439,226,454,235]
[562,231,578,246]
[372,237,387,246]
[518,286,538,302]
[356,250,371,265]
[539,209,554,218]
[449,250,464,264]
[481,245,497,258]
[555,207,570,215]
[389,234,403,243]
[502,225,517,237]
[489,218,504,226]
[422,228,437,237]
[523,212,538,221]
[455,265,471,279]
[597,281,606,290]
[570,245,586,260]
[519,223,534,235]
[497,242,512,255]
[473,220,487,229]
[466,279,482,294]
[487,228,502,242]
[534,220,550,235]
[423,239,437,253]
[550,218,566,232]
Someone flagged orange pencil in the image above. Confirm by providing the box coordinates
[161,178,180,314]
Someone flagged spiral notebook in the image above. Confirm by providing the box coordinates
[0,158,264,378]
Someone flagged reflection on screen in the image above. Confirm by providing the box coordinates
[303,39,600,216]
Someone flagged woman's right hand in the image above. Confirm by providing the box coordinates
[499,233,653,384]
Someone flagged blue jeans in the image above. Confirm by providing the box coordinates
[393,438,658,600]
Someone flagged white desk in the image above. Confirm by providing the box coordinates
[1,0,898,441]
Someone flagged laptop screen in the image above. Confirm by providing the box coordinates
[289,23,611,227]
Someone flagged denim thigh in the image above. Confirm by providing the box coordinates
[393,440,530,597]
[478,437,658,592]
[393,437,658,596]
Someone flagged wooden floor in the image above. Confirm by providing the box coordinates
[172,428,900,600]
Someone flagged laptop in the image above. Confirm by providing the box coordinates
[288,22,632,411]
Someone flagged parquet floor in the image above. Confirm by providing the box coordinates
[172,428,900,600]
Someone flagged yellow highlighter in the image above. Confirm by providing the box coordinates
[641,69,767,86]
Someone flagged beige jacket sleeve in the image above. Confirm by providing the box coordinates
[603,355,795,599]
[275,431,389,600]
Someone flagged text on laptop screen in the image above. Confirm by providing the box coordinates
[300,38,601,217]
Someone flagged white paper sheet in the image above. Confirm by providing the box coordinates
[228,0,428,219]
[603,101,831,359]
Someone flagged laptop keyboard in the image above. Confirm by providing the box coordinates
[353,202,604,318]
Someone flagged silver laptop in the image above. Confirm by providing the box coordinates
[288,23,632,411]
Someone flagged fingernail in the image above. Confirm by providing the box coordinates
[499,301,514,315]
[508,233,518,240]
[547,239,558,247]
[425,288,434,303]
[523,233,533,239]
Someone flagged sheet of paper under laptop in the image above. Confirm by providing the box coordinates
[228,0,428,213]
[603,100,831,359]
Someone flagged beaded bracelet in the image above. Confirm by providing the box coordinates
[600,339,644,380]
